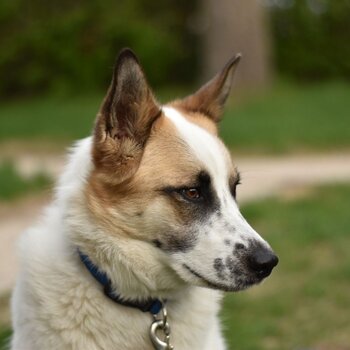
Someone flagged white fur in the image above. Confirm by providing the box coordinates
[163,107,270,288]
[11,137,226,350]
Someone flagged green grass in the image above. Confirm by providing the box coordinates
[0,329,11,350]
[0,81,349,153]
[0,161,51,201]
[221,81,350,153]
[222,184,350,349]
[0,94,101,142]
[0,293,11,350]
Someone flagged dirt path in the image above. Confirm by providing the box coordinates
[1,152,350,294]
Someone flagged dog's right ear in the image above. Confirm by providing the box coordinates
[92,48,160,184]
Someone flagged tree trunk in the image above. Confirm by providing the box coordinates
[198,0,272,89]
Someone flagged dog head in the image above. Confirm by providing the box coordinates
[85,49,278,293]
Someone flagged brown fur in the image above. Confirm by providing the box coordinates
[86,113,204,240]
[173,54,241,122]
[92,49,161,186]
[86,48,240,244]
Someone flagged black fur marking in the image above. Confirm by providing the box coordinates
[233,243,247,259]
[216,211,222,218]
[214,258,226,280]
[235,243,245,250]
[158,231,197,253]
[225,257,235,276]
[224,239,232,246]
[225,257,245,278]
[224,222,236,232]
[232,266,244,277]
[152,239,163,248]
[161,170,219,223]
[183,264,256,292]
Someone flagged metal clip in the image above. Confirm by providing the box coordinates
[149,304,174,350]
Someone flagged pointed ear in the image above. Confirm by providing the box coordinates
[177,54,241,123]
[93,48,160,184]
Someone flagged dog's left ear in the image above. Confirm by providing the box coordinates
[177,54,241,123]
[93,48,160,184]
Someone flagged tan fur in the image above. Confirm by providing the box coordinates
[174,54,241,122]
[92,51,161,186]
[86,51,242,252]
[86,112,207,242]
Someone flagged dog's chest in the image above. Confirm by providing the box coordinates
[66,287,223,350]
[14,267,223,350]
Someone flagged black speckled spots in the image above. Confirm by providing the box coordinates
[213,258,227,280]
[233,242,247,258]
[225,257,235,276]
[223,222,236,232]
[224,239,232,246]
[225,256,244,278]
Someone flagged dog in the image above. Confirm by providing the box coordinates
[11,48,278,350]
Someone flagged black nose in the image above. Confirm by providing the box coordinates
[248,248,279,279]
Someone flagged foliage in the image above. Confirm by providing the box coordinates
[0,161,51,200]
[222,184,350,349]
[270,0,350,81]
[0,0,198,97]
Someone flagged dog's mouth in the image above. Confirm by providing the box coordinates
[182,264,260,292]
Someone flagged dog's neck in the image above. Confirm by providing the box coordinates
[78,249,165,314]
[65,199,189,303]
[73,232,189,303]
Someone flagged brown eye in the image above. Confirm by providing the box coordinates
[181,188,201,201]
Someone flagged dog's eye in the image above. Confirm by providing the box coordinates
[181,188,201,201]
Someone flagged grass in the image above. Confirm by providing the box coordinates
[222,184,350,349]
[221,81,350,153]
[0,93,101,143]
[0,329,11,350]
[1,184,349,349]
[0,161,51,201]
[0,293,10,350]
[0,81,349,153]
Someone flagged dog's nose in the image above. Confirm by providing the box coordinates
[248,248,279,279]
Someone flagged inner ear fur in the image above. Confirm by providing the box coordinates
[92,48,160,184]
[175,53,241,123]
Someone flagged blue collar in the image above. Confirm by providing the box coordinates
[78,250,163,315]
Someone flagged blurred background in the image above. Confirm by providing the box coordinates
[0,0,350,349]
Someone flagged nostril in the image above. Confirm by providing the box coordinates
[248,249,279,278]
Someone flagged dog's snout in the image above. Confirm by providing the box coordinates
[248,248,279,279]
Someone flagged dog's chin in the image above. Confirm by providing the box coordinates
[181,264,263,292]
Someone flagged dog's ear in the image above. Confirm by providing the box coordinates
[177,54,241,123]
[93,48,160,184]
